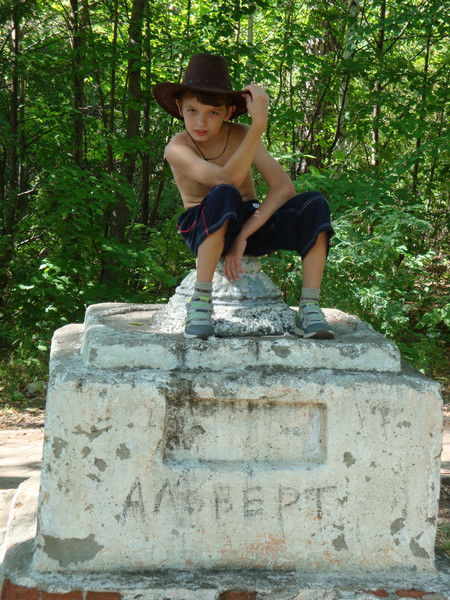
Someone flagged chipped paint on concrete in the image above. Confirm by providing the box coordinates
[270,344,291,358]
[80,288,402,374]
[29,301,443,574]
[116,443,131,459]
[410,537,431,559]
[343,453,355,468]
[4,476,449,596]
[94,458,107,471]
[42,533,104,567]
[51,437,68,458]
[390,518,406,535]
[331,535,348,551]
[72,424,112,440]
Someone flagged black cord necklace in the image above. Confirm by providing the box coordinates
[186,122,231,161]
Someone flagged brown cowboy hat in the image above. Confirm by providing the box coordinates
[152,53,247,120]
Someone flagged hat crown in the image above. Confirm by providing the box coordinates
[152,53,247,120]
[181,53,233,91]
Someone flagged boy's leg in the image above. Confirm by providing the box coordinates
[301,230,327,288]
[196,220,230,282]
[184,220,230,339]
[295,231,334,339]
[178,184,245,338]
[243,191,334,339]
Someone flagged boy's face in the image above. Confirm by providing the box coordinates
[175,95,235,143]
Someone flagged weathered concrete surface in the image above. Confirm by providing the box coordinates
[152,256,295,336]
[1,477,450,598]
[0,429,43,556]
[21,317,442,574]
[1,477,449,598]
[1,420,449,553]
[81,304,401,373]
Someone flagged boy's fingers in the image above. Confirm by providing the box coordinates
[224,259,233,281]
[228,258,238,281]
[224,256,245,282]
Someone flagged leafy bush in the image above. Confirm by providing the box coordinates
[261,167,449,388]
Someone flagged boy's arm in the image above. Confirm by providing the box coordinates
[239,139,296,239]
[164,84,269,188]
[223,140,296,282]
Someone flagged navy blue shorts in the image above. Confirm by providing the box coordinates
[176,184,334,259]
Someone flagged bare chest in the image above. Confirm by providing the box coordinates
[170,130,257,209]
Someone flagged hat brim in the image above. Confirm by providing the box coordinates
[152,82,247,120]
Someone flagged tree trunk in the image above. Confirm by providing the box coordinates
[294,1,334,175]
[4,2,20,236]
[412,25,431,195]
[0,151,5,208]
[101,0,145,285]
[0,2,21,330]
[329,0,360,159]
[140,3,153,227]
[69,0,87,167]
[370,0,386,168]
[118,0,145,188]
[107,0,119,176]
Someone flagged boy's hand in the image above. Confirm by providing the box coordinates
[224,235,247,282]
[240,84,269,130]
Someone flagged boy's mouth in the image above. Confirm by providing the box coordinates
[194,130,207,136]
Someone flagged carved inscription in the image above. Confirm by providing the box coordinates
[153,480,337,522]
[163,398,326,467]
[115,477,147,526]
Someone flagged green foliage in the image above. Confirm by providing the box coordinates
[262,166,449,384]
[0,0,448,410]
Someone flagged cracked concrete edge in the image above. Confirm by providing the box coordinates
[0,476,39,575]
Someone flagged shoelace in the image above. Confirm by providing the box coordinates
[298,302,327,325]
[186,295,212,325]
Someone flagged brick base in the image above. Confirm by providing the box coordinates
[0,580,123,600]
[217,591,258,600]
[1,578,445,600]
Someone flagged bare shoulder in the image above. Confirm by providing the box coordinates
[165,131,187,151]
[164,131,191,162]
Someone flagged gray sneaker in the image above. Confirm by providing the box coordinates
[294,302,335,339]
[184,294,214,339]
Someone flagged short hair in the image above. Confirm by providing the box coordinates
[175,89,233,108]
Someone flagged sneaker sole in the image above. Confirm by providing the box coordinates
[294,326,335,339]
[183,331,214,340]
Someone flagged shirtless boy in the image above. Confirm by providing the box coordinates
[152,53,334,340]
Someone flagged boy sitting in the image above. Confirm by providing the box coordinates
[153,53,334,340]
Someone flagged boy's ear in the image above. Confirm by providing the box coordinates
[226,104,235,120]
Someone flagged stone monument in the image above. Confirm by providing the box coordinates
[1,257,446,599]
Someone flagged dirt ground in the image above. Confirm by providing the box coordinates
[0,407,46,429]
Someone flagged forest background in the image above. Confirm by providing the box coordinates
[0,0,449,416]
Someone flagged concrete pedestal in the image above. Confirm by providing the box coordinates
[0,259,446,597]
[26,304,442,574]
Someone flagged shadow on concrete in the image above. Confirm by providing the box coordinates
[0,476,35,490]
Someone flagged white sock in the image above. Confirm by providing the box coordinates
[300,287,320,305]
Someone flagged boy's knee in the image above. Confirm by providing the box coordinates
[291,191,331,214]
[208,184,242,202]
